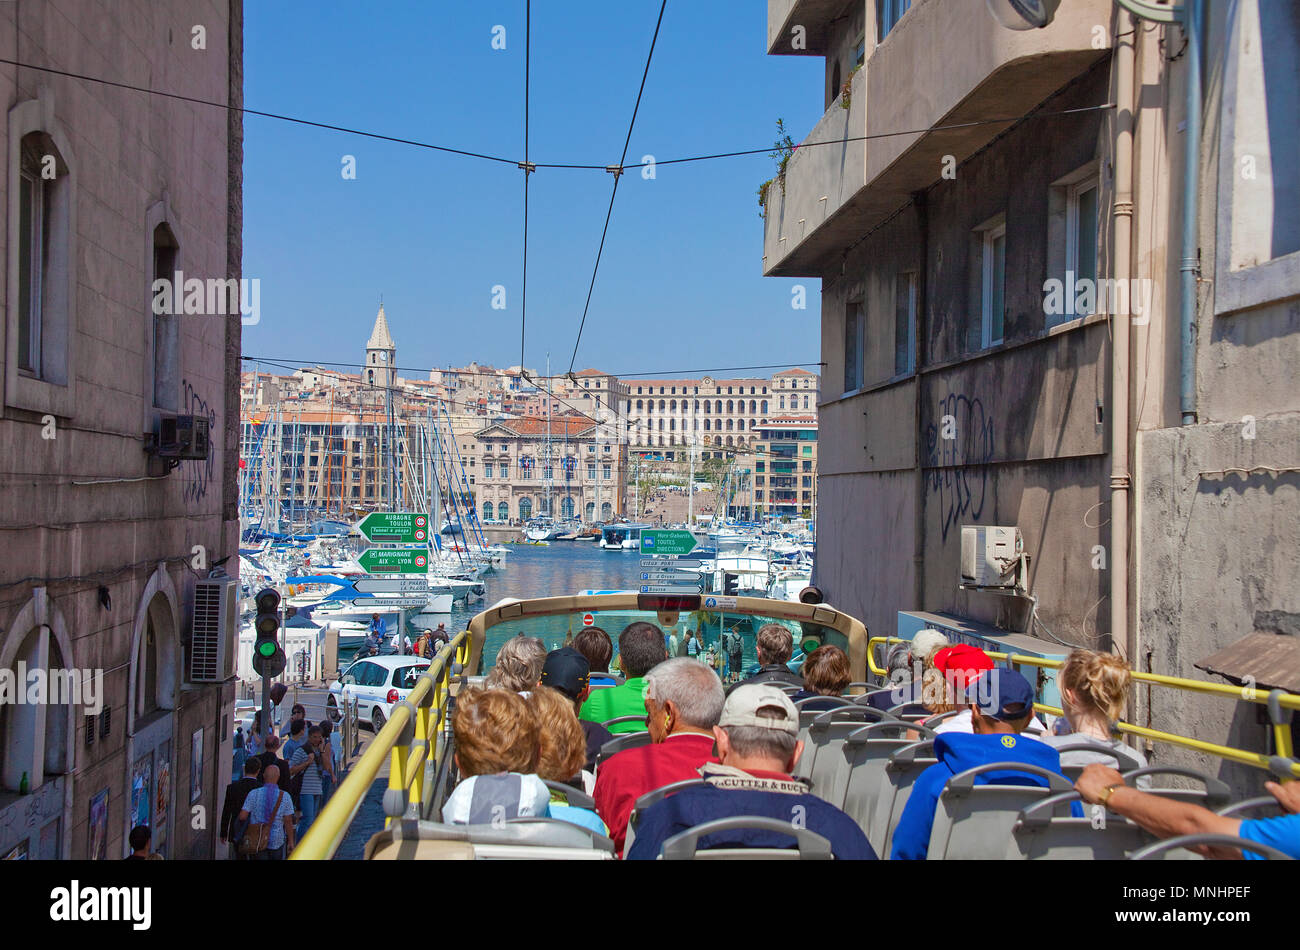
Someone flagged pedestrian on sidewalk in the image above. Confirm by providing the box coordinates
[220,758,262,859]
[238,765,296,860]
[289,726,327,839]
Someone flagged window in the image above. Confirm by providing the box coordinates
[484,463,494,478]
[603,465,611,480]
[980,223,1007,348]
[150,223,181,410]
[497,501,509,521]
[843,299,864,393]
[587,463,596,479]
[895,272,917,375]
[877,0,911,42]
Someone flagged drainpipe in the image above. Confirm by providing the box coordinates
[1110,10,1136,679]
[1177,0,1204,426]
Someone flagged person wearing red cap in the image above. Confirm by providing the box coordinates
[926,645,1050,738]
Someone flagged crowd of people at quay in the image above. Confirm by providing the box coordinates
[205,615,1298,860]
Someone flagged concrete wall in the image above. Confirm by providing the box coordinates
[0,0,240,859]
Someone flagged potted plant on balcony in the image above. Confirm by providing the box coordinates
[759,118,798,218]
[840,64,862,110]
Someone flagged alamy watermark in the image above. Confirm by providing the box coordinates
[0,662,103,715]
[1043,272,1157,324]
[151,271,261,325]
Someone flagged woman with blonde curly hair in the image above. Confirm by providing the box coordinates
[484,633,547,694]
[1041,649,1147,771]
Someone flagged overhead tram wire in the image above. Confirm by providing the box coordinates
[1,53,1114,173]
[520,0,533,373]
[566,0,668,376]
[241,356,824,382]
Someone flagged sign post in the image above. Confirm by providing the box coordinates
[358,548,430,574]
[357,512,429,544]
[639,529,698,557]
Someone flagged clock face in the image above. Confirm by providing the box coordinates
[378,352,388,363]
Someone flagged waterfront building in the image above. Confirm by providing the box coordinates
[0,0,243,859]
[762,0,1300,793]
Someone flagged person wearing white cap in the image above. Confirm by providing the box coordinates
[625,684,877,860]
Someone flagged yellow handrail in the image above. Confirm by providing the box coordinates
[866,636,1299,779]
[291,632,469,860]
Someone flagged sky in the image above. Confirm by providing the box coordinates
[240,0,825,382]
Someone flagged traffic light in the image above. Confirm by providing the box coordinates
[723,574,739,597]
[252,587,286,678]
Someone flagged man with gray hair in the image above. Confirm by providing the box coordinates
[593,657,724,856]
[864,629,950,711]
[627,684,876,859]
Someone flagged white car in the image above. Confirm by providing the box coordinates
[328,655,431,731]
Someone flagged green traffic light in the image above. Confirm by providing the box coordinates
[256,641,277,657]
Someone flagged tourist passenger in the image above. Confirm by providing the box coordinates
[238,764,296,859]
[540,646,612,773]
[927,645,1051,737]
[483,633,547,694]
[289,725,328,838]
[1075,763,1300,860]
[627,685,876,860]
[442,688,550,824]
[726,624,803,694]
[791,645,853,711]
[580,622,669,733]
[1040,650,1148,772]
[864,630,951,711]
[890,668,1080,860]
[219,758,263,859]
[593,657,725,856]
[573,626,617,687]
[529,686,607,835]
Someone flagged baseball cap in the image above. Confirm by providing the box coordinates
[540,647,590,701]
[932,644,995,693]
[719,684,799,735]
[976,667,1037,721]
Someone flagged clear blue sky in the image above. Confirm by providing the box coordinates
[241,0,824,380]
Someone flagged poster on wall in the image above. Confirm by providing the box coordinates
[190,728,204,804]
[1,840,28,860]
[88,788,109,860]
[155,751,170,858]
[130,757,151,830]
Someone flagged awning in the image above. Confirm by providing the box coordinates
[1195,633,1300,695]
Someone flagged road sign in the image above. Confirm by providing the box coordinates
[639,530,698,557]
[639,585,701,594]
[639,572,703,584]
[582,613,595,626]
[702,595,737,610]
[358,548,429,574]
[640,558,704,569]
[354,577,430,594]
[351,598,422,608]
[358,512,429,543]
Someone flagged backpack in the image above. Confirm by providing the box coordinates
[238,787,285,855]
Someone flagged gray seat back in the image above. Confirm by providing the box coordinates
[832,721,937,814]
[1217,796,1286,819]
[659,816,833,860]
[927,761,1073,860]
[867,739,938,857]
[365,816,614,860]
[1129,833,1293,861]
[543,779,595,810]
[1008,791,1155,860]
[799,706,892,787]
[1121,766,1231,809]
[625,778,709,855]
[595,730,652,770]
[1051,738,1146,782]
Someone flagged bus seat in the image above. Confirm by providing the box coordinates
[659,816,834,860]
[1129,833,1293,861]
[601,714,648,730]
[1008,791,1155,860]
[625,778,709,855]
[543,779,596,811]
[921,710,963,729]
[1121,766,1231,809]
[798,705,893,785]
[926,762,1074,860]
[1050,739,1146,783]
[837,722,938,820]
[362,817,615,860]
[853,688,900,708]
[595,729,652,770]
[867,739,938,856]
[1217,796,1286,819]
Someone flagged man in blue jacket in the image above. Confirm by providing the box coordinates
[627,684,877,860]
[890,667,1079,860]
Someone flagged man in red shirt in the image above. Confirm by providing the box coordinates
[593,657,725,856]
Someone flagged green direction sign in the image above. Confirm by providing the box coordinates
[357,512,430,543]
[358,548,429,574]
[639,529,698,557]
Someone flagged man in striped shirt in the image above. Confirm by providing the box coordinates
[289,726,327,838]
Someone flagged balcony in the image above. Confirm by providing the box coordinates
[762,0,1111,276]
[766,0,848,55]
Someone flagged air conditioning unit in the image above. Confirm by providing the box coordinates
[960,525,1027,590]
[146,414,211,461]
[190,576,238,682]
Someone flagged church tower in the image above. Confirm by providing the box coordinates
[365,302,396,397]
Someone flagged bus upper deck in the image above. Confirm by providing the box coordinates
[292,592,1298,861]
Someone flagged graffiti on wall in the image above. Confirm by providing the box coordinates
[182,379,217,503]
[924,392,995,542]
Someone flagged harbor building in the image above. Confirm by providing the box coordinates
[0,0,244,858]
[763,0,1300,793]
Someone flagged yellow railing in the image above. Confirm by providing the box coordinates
[290,632,472,860]
[866,636,1300,780]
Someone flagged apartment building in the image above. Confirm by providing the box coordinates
[763,0,1299,791]
[0,0,243,858]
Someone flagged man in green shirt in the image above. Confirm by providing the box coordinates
[580,622,668,734]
